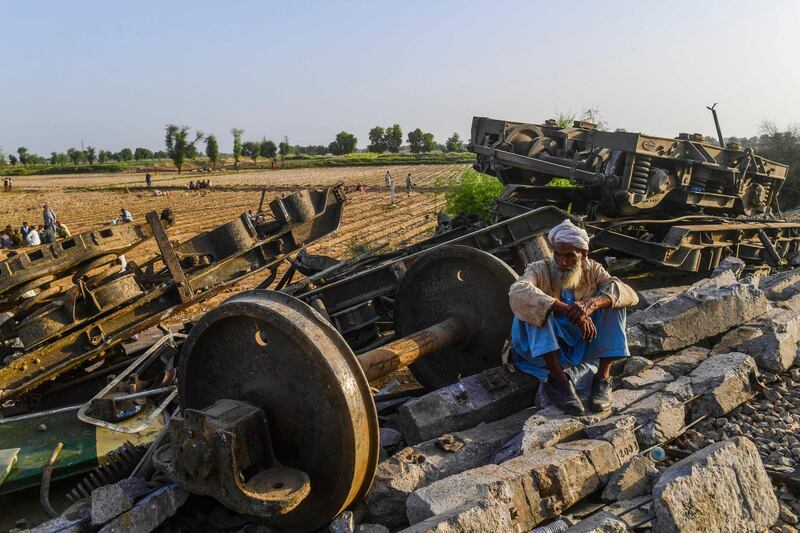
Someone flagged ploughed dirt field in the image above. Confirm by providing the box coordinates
[0,164,468,322]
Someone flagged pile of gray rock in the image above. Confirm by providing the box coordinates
[350,266,800,532]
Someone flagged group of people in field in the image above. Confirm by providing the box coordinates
[0,204,70,249]
[187,179,212,190]
[2,177,13,191]
[0,204,136,250]
[384,170,414,206]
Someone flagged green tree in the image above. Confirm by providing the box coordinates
[67,147,83,164]
[243,141,261,165]
[231,128,244,171]
[759,120,800,206]
[407,128,424,153]
[0,149,6,166]
[165,124,190,172]
[367,126,387,153]
[9,154,18,165]
[329,131,357,155]
[134,147,153,160]
[278,135,292,162]
[205,135,220,168]
[260,138,277,160]
[118,148,133,161]
[385,124,403,153]
[422,132,436,153]
[98,150,112,163]
[445,133,465,152]
[85,146,97,164]
[17,147,29,165]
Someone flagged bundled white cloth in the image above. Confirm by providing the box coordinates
[547,219,590,251]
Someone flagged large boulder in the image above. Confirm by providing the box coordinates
[652,437,778,533]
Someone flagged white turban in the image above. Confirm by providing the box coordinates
[548,219,590,251]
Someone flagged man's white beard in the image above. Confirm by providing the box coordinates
[547,256,583,290]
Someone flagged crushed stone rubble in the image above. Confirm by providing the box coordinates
[22,265,800,532]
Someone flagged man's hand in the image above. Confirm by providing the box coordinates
[577,315,597,341]
[565,300,595,323]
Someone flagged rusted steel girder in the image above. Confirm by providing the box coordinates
[0,186,346,403]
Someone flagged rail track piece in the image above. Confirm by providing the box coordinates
[154,246,517,530]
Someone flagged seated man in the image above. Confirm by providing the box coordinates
[508,220,638,415]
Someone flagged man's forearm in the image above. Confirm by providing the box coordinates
[586,294,612,312]
[550,299,570,315]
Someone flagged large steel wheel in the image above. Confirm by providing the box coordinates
[178,290,379,532]
[396,245,517,389]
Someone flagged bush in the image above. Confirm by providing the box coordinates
[438,168,504,221]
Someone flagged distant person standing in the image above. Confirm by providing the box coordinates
[145,172,152,188]
[389,179,397,206]
[384,170,392,187]
[406,172,414,199]
[43,204,56,230]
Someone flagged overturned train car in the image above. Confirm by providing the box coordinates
[469,116,800,272]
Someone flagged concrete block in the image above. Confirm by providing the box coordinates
[634,286,689,311]
[397,500,516,533]
[503,446,599,521]
[627,278,768,355]
[688,352,759,417]
[521,416,585,454]
[555,438,620,484]
[397,367,536,444]
[91,477,150,525]
[621,356,653,376]
[596,428,639,467]
[619,367,673,390]
[712,305,800,372]
[626,394,686,447]
[759,266,800,301]
[711,256,746,278]
[584,415,637,440]
[98,484,188,533]
[655,346,710,378]
[653,437,779,533]
[366,409,533,529]
[601,456,657,503]
[405,463,533,526]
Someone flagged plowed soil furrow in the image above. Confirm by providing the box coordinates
[1,165,462,320]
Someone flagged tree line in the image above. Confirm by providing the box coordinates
[0,123,468,171]
[0,145,166,166]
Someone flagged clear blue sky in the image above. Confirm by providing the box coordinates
[2,0,799,155]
